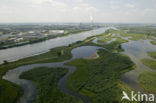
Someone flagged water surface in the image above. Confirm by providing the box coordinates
[121,39,156,92]
[0,27,109,64]
[3,46,102,103]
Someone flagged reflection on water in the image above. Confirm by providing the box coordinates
[121,39,156,92]
[122,40,156,59]
[71,46,101,59]
[0,27,110,64]
[3,46,102,103]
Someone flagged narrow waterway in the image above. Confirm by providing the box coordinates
[0,27,110,64]
[120,40,156,92]
[3,46,103,103]
[93,35,156,93]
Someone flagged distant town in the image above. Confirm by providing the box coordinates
[0,23,103,49]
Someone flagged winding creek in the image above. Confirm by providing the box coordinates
[93,36,156,93]
[120,40,156,92]
[2,28,156,103]
[1,27,110,103]
[3,46,103,103]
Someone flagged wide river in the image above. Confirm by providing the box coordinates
[0,27,110,64]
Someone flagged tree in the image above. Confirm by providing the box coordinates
[3,60,8,64]
[57,50,64,56]
[57,52,61,56]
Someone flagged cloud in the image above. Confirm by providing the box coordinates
[126,3,135,8]
[109,0,121,9]
[73,3,97,12]
[0,0,156,23]
[74,0,84,3]
[30,0,67,7]
[144,8,155,12]
[110,1,120,4]
[110,5,120,9]
[72,3,98,18]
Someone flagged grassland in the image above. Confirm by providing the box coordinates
[118,25,156,37]
[97,29,127,42]
[66,49,135,103]
[108,29,148,41]
[0,45,76,103]
[0,46,72,103]
[18,31,135,103]
[139,71,156,93]
[151,41,156,45]
[63,29,89,36]
[0,79,23,103]
[0,47,70,103]
[141,59,156,70]
[20,67,83,103]
[140,51,156,92]
[0,29,139,103]
[0,35,98,103]
[148,51,156,59]
[94,29,129,53]
[141,52,156,70]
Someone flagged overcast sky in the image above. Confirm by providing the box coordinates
[0,0,156,23]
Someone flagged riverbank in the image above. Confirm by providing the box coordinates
[3,45,102,103]
[0,27,109,64]
[139,52,156,93]
[0,34,99,103]
[141,52,156,70]
[20,67,83,103]
[9,30,136,103]
[1,27,155,103]
[0,29,89,50]
[139,71,156,93]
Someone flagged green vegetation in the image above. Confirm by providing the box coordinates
[108,29,147,41]
[97,29,126,42]
[0,80,23,103]
[0,28,89,50]
[148,51,156,59]
[97,32,113,43]
[20,67,83,103]
[3,60,9,65]
[0,46,71,103]
[64,29,89,36]
[139,71,156,93]
[141,59,156,70]
[151,41,156,45]
[0,35,97,103]
[118,25,156,37]
[94,29,128,52]
[0,28,145,103]
[0,46,72,103]
[66,49,135,103]
[103,38,127,52]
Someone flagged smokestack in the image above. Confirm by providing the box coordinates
[90,16,93,27]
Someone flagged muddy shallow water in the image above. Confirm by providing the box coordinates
[3,46,103,103]
[120,39,156,92]
[92,36,156,93]
[3,33,156,103]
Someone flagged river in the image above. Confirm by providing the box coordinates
[0,27,110,64]
[3,46,103,103]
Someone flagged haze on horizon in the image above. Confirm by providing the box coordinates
[0,0,156,23]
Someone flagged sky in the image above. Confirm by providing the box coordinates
[0,0,156,23]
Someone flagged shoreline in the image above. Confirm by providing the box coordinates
[0,27,109,64]
[0,29,89,50]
